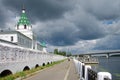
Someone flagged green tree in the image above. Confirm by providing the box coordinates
[54,49,68,56]
[58,51,66,56]
[54,49,58,54]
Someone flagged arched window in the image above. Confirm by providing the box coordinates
[11,36,13,41]
[17,25,19,29]
[24,25,27,29]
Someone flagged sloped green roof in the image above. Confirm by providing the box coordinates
[41,42,46,47]
[17,12,30,26]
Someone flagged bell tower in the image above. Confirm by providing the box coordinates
[15,7,33,39]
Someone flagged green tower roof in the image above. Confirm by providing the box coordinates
[41,42,46,47]
[17,9,30,26]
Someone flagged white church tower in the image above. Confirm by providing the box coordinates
[15,7,34,40]
[15,7,36,49]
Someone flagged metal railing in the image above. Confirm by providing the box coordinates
[73,59,112,80]
[88,68,97,80]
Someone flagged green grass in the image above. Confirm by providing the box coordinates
[0,59,65,80]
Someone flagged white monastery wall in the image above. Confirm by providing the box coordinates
[0,42,65,74]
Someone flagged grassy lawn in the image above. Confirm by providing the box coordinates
[0,59,65,80]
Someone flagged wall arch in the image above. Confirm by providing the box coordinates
[51,62,52,64]
[23,66,30,71]
[42,63,45,66]
[0,69,12,77]
[47,62,50,65]
[35,64,39,68]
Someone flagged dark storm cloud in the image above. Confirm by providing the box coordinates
[64,7,107,40]
[0,2,8,28]
[48,32,75,46]
[0,9,5,28]
[35,20,79,46]
[80,0,120,20]
[74,18,105,40]
[2,0,74,23]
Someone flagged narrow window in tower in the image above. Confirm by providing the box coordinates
[24,25,26,29]
[11,36,13,41]
[17,25,19,29]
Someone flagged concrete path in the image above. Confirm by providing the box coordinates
[23,60,79,80]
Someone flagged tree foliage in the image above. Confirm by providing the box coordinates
[54,49,58,54]
[54,48,72,56]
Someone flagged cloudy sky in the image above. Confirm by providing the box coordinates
[1,0,120,54]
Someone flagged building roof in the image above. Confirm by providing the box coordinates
[17,9,31,26]
[41,42,47,47]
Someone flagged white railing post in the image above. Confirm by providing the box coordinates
[78,61,81,76]
[97,72,112,80]
[73,59,78,73]
[81,63,85,80]
[85,65,91,80]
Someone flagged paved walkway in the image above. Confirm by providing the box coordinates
[23,60,79,80]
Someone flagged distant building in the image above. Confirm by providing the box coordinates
[0,7,46,52]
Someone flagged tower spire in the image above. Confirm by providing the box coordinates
[22,4,25,9]
[22,4,25,13]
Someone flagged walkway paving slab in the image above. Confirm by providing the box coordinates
[24,60,79,80]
